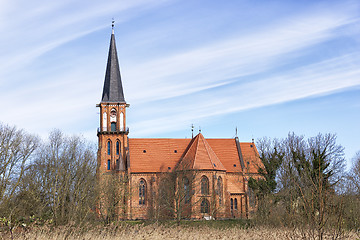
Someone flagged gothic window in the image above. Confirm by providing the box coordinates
[201,176,209,195]
[107,160,110,170]
[139,179,146,205]
[234,198,238,210]
[217,176,223,204]
[183,177,190,204]
[107,141,111,155]
[200,199,209,213]
[230,198,233,210]
[116,141,120,155]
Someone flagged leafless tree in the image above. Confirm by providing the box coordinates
[0,123,39,204]
[0,123,39,237]
[155,167,200,225]
[17,130,97,225]
[96,172,128,223]
[347,151,360,195]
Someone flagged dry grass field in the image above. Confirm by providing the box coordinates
[2,222,358,240]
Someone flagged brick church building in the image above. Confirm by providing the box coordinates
[96,27,263,220]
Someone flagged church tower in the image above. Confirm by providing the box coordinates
[97,24,129,175]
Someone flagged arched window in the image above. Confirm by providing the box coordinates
[116,141,120,155]
[231,198,233,210]
[234,198,238,210]
[217,176,223,204]
[139,179,146,205]
[183,177,190,203]
[107,141,111,155]
[201,176,209,195]
[200,199,209,213]
[107,160,110,170]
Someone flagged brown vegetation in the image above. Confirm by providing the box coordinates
[1,123,359,240]
[1,222,359,240]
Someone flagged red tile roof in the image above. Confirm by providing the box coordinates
[128,138,190,173]
[128,134,262,173]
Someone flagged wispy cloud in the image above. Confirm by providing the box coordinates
[0,0,172,81]
[129,51,360,136]
[125,10,358,104]
[0,0,359,161]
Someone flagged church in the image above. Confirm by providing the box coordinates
[96,26,263,220]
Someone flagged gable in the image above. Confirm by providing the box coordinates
[178,133,226,171]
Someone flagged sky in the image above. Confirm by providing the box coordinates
[0,0,359,168]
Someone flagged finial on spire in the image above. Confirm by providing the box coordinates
[235,127,238,137]
[191,124,194,138]
[199,126,201,133]
[112,18,115,34]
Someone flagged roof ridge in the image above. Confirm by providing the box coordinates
[201,135,215,170]
[193,135,200,169]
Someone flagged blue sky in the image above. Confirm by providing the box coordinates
[0,0,359,168]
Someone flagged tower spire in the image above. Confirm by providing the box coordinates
[101,22,125,103]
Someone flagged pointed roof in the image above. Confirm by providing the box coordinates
[178,133,226,171]
[101,30,125,103]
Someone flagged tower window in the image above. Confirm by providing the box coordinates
[107,141,111,155]
[107,160,110,170]
[111,122,116,131]
[110,109,117,131]
[116,141,120,155]
[234,198,238,210]
[143,150,146,153]
[231,198,233,210]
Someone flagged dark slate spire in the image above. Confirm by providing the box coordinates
[101,26,125,103]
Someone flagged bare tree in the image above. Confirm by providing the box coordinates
[347,151,360,195]
[17,130,97,225]
[155,168,200,225]
[0,123,39,204]
[96,172,128,223]
[0,123,39,237]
